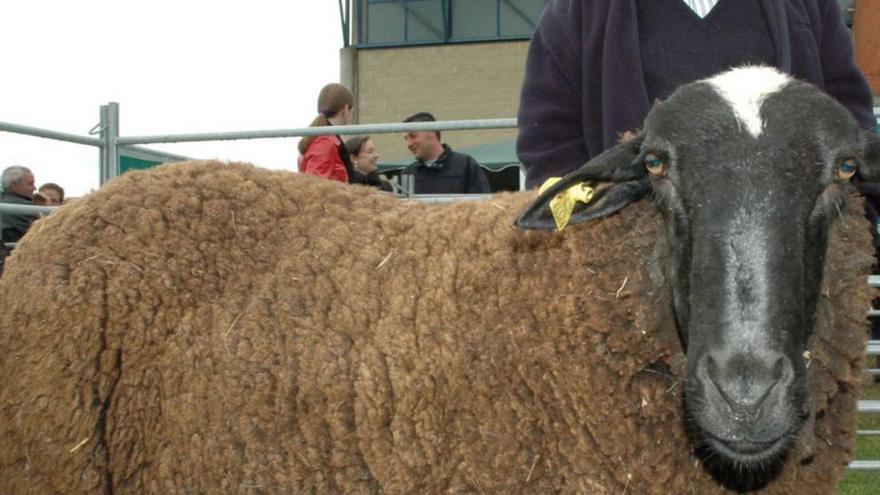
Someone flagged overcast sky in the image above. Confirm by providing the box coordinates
[0,0,342,197]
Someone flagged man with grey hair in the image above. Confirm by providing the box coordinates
[1,165,38,244]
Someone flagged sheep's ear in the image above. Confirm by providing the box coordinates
[859,131,880,182]
[516,136,648,230]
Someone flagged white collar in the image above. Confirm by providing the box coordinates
[682,0,720,18]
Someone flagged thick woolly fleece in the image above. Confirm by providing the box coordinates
[0,161,873,494]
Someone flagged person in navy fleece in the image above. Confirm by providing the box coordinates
[516,0,875,188]
[517,0,880,379]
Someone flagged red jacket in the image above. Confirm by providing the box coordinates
[300,135,349,183]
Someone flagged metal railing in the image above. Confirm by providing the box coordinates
[104,99,515,185]
[0,106,517,225]
[114,118,518,146]
[857,278,880,473]
[0,203,58,216]
[869,340,880,377]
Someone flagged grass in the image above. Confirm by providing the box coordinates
[837,380,880,495]
[840,471,880,495]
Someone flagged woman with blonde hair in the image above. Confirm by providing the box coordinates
[298,83,355,183]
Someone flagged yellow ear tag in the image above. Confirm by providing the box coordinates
[538,178,595,231]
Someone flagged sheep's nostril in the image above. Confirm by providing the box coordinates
[705,354,722,385]
[701,353,789,416]
[771,355,786,382]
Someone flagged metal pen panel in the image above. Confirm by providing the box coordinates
[0,203,58,215]
[0,121,102,147]
[860,400,880,413]
[849,461,880,470]
[116,118,518,146]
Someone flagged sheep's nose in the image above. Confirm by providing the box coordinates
[699,352,790,417]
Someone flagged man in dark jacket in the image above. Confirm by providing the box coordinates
[401,112,491,195]
[516,0,875,188]
[0,165,37,243]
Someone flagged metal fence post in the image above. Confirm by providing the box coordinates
[98,104,107,183]
[99,102,120,185]
[401,169,414,198]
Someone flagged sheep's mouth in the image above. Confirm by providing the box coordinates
[684,388,806,491]
[705,433,790,464]
[694,412,803,465]
[690,426,797,492]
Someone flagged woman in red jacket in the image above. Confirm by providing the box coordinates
[298,83,355,183]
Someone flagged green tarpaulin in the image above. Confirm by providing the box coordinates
[378,139,519,172]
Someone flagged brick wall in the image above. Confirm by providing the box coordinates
[855,0,880,97]
[353,41,529,162]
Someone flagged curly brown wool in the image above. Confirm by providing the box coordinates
[0,161,872,494]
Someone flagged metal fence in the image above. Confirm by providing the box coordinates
[0,105,878,470]
[858,279,880,470]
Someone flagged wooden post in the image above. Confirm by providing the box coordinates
[855,0,880,96]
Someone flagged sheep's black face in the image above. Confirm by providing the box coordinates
[641,77,864,492]
[516,66,880,492]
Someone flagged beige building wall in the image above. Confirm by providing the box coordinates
[352,41,529,163]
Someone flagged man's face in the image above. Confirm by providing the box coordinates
[9,172,35,199]
[404,130,438,161]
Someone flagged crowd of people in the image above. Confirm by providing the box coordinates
[0,165,66,274]
[298,82,490,196]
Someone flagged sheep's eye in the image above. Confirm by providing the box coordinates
[837,158,857,181]
[645,152,666,176]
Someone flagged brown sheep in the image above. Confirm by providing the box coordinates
[0,158,872,494]
[516,66,880,492]
[2,66,879,494]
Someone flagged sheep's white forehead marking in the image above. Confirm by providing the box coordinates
[705,66,791,137]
